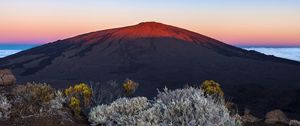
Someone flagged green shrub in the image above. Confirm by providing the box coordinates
[201,80,224,97]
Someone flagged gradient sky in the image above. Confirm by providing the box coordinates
[0,0,300,46]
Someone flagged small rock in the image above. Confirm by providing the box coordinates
[0,69,16,86]
[241,108,260,123]
[264,109,289,124]
[289,120,300,126]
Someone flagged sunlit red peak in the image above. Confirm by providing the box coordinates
[136,21,166,27]
[112,22,195,41]
[69,22,210,44]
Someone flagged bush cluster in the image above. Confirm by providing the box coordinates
[64,83,92,116]
[89,97,150,125]
[0,82,77,125]
[0,79,242,126]
[10,82,57,118]
[12,82,55,104]
[89,87,242,126]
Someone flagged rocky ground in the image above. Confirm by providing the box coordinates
[0,114,297,126]
[0,117,88,126]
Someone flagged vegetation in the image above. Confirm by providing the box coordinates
[123,79,139,96]
[0,94,11,120]
[49,90,65,109]
[12,82,55,104]
[0,82,75,125]
[10,82,57,118]
[89,97,150,125]
[201,80,224,97]
[88,81,123,106]
[64,83,92,116]
[89,87,241,126]
[0,79,243,125]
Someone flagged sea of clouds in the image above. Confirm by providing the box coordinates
[1,47,300,62]
[243,47,300,61]
[0,50,21,58]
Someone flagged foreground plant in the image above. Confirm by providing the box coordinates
[0,94,11,120]
[89,97,150,125]
[10,82,56,117]
[88,81,123,107]
[12,82,55,104]
[64,83,92,116]
[201,80,224,97]
[89,87,241,126]
[49,90,65,109]
[5,82,76,123]
[123,79,139,96]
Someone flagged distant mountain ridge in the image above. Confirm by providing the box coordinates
[1,22,300,118]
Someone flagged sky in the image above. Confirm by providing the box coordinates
[0,0,300,46]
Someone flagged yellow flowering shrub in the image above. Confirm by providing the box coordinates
[69,97,81,115]
[64,83,92,116]
[200,80,224,97]
[123,79,139,96]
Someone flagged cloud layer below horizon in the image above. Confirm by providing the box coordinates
[244,47,300,61]
[1,47,300,62]
[0,50,21,58]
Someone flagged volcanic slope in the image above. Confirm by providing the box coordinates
[1,22,300,118]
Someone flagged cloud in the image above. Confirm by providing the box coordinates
[0,50,21,58]
[243,47,300,61]
[1,48,300,62]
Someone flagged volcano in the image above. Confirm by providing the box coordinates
[1,22,300,118]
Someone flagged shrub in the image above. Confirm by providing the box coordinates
[88,81,123,107]
[0,94,11,120]
[64,83,92,116]
[201,80,224,97]
[123,79,139,96]
[0,82,79,124]
[89,87,241,126]
[151,87,239,125]
[49,90,65,109]
[89,97,150,126]
[69,97,81,115]
[10,82,57,118]
[12,82,55,104]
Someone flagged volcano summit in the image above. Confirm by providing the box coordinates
[1,22,300,118]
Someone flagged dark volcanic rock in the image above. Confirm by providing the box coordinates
[0,22,300,118]
[265,109,289,124]
[0,69,16,86]
[242,109,261,123]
